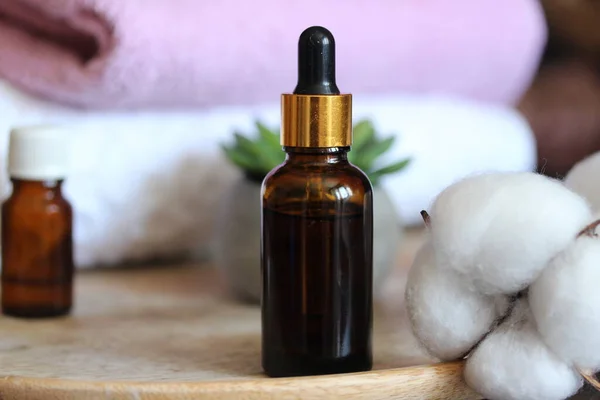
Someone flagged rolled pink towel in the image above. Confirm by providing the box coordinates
[0,0,547,110]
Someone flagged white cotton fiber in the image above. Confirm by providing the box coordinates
[405,240,507,361]
[464,298,583,400]
[429,172,592,295]
[530,235,600,370]
[565,151,600,213]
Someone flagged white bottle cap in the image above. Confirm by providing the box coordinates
[7,125,70,181]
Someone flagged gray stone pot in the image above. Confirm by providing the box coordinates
[213,176,403,303]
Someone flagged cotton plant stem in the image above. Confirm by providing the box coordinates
[420,210,431,228]
[577,219,600,238]
[577,368,600,391]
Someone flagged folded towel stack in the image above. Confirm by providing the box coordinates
[0,0,546,109]
[0,0,547,267]
[0,84,536,267]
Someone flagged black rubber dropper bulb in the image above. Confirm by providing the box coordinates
[293,26,340,95]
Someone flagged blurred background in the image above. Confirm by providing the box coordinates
[0,0,597,292]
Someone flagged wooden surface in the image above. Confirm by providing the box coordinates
[0,228,482,399]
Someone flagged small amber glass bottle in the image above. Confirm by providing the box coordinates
[261,26,373,377]
[1,126,74,318]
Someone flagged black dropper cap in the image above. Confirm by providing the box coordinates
[293,26,340,95]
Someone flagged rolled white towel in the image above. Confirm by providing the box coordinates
[0,82,537,267]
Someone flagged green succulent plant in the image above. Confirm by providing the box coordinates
[221,119,411,186]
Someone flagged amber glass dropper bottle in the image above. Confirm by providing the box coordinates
[1,126,74,318]
[261,26,373,377]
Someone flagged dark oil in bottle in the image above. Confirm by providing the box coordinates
[1,180,74,318]
[262,202,373,377]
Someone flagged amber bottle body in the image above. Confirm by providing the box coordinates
[261,147,373,377]
[1,179,74,318]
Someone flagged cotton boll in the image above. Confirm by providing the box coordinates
[429,172,592,295]
[464,299,582,400]
[530,235,600,370]
[405,240,506,361]
[565,151,600,212]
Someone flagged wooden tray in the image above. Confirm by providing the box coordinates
[0,230,481,400]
